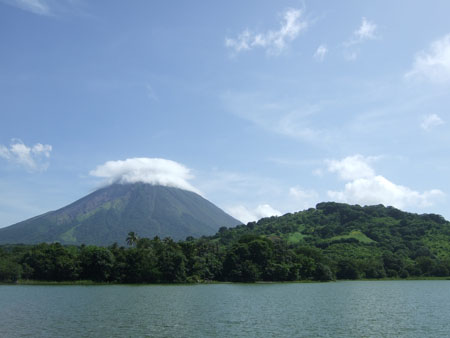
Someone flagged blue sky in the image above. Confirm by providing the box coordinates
[1,0,450,226]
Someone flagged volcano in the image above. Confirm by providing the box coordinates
[0,183,241,246]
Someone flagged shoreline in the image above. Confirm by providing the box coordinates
[2,276,449,286]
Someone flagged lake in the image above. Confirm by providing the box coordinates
[1,281,449,337]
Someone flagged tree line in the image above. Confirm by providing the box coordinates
[1,202,450,283]
[0,234,333,283]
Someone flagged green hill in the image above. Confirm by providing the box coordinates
[0,183,241,245]
[210,202,450,279]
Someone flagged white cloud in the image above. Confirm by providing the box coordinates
[89,157,201,194]
[225,8,308,55]
[421,114,444,131]
[289,186,319,209]
[31,143,52,157]
[343,17,378,60]
[0,139,52,171]
[314,44,328,61]
[225,30,252,53]
[355,17,377,41]
[326,154,376,181]
[346,17,378,46]
[0,145,9,159]
[405,34,450,83]
[327,155,444,210]
[328,176,444,209]
[226,204,282,224]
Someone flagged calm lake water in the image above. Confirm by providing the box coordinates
[1,281,450,337]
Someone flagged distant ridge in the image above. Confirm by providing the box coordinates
[0,183,241,245]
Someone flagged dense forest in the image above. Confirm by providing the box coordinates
[1,202,450,283]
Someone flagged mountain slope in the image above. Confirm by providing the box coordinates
[0,183,241,245]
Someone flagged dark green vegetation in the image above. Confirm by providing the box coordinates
[1,202,450,283]
[0,183,241,245]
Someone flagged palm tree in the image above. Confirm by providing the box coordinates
[126,231,139,247]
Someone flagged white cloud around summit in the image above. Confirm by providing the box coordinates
[326,155,444,210]
[89,158,201,194]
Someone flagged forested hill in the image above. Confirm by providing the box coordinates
[1,202,450,283]
[210,202,450,279]
[214,202,449,251]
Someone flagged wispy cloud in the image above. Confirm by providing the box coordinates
[197,168,283,201]
[5,0,50,15]
[421,114,444,131]
[0,190,48,226]
[314,44,328,61]
[221,91,334,146]
[326,155,444,209]
[89,157,201,194]
[1,0,85,16]
[225,8,308,55]
[405,33,450,84]
[0,139,52,172]
[267,157,322,168]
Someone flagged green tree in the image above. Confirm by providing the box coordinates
[314,263,335,281]
[336,259,360,280]
[79,246,115,282]
[155,238,186,282]
[126,232,139,247]
[21,243,79,281]
[0,258,22,282]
